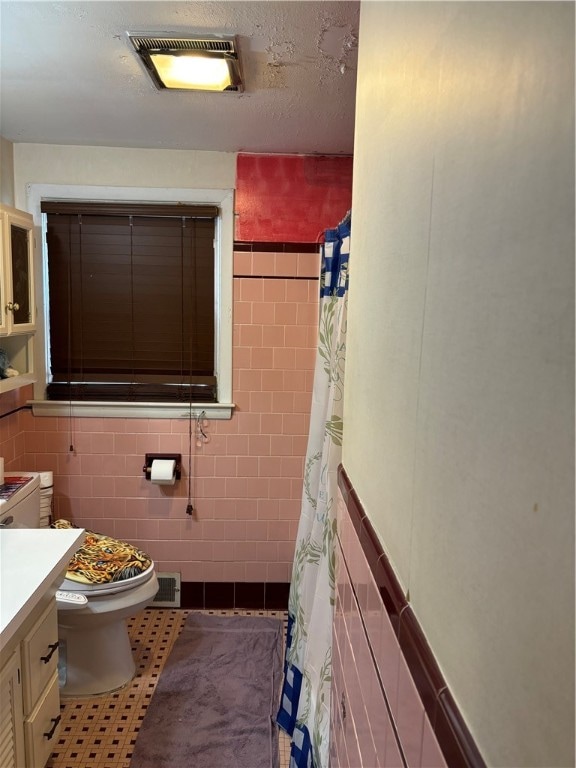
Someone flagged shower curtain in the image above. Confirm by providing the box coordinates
[277,215,351,768]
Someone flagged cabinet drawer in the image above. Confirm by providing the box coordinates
[22,601,59,714]
[24,672,61,768]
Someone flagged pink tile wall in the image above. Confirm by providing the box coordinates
[0,384,32,468]
[0,250,320,585]
[332,489,447,768]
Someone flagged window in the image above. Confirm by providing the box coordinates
[42,202,218,403]
[28,184,234,419]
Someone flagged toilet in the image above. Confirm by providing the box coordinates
[56,561,159,697]
[0,473,159,697]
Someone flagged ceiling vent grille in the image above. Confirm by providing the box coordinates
[130,36,236,54]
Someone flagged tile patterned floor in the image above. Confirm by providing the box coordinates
[45,608,290,768]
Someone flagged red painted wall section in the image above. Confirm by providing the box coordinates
[235,153,353,242]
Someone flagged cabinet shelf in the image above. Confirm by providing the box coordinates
[0,373,36,395]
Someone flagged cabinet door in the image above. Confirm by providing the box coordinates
[0,214,7,335]
[10,220,34,329]
[0,204,36,335]
[0,647,26,768]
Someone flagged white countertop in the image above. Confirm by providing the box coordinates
[0,528,85,651]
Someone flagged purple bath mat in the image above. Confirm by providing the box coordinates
[130,612,283,768]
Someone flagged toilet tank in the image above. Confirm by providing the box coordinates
[0,473,41,528]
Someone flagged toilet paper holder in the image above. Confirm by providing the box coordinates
[143,453,182,481]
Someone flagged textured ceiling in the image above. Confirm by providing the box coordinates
[0,1,360,154]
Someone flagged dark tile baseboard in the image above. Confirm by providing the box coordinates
[337,464,486,768]
[180,581,290,611]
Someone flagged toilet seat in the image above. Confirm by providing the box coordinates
[60,561,156,596]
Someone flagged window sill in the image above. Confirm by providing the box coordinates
[29,400,235,420]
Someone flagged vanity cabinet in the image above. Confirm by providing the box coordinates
[0,599,61,768]
[0,203,36,393]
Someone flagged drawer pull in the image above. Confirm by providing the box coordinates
[40,641,59,664]
[43,714,61,740]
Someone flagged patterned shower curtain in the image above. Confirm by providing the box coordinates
[277,215,351,768]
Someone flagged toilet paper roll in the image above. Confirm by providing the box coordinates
[150,459,176,486]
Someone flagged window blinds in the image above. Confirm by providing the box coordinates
[42,202,218,403]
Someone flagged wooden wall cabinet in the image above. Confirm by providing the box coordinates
[0,203,36,394]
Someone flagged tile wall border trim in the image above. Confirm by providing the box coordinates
[234,241,320,253]
[337,464,486,768]
[235,275,318,281]
[0,403,33,420]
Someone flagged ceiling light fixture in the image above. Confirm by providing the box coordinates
[128,34,243,92]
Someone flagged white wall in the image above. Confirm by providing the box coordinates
[343,3,574,767]
[13,143,236,208]
[0,136,15,205]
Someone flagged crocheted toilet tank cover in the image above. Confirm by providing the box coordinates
[52,519,152,585]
